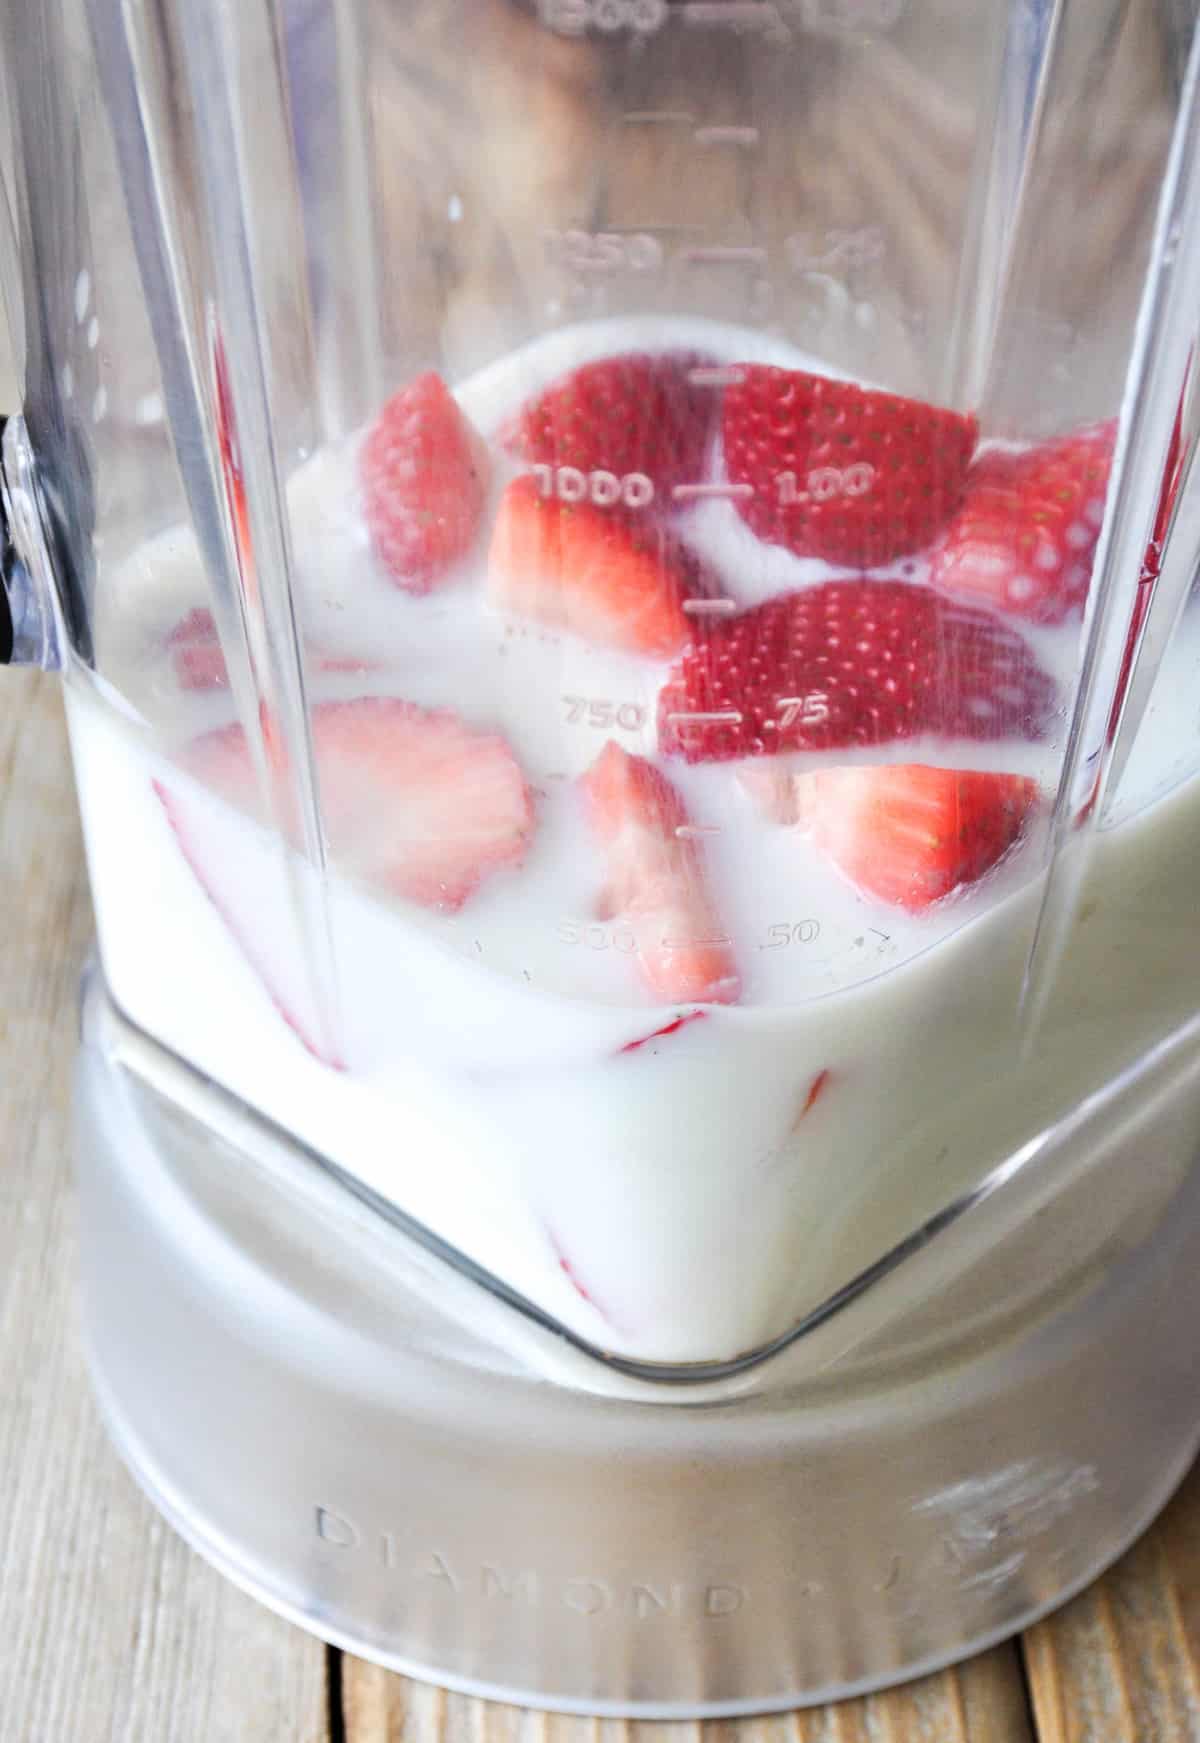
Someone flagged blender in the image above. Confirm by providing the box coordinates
[2,0,1200,1713]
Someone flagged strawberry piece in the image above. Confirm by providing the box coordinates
[799,1068,832,1117]
[165,608,379,692]
[579,742,739,1005]
[619,1010,706,1054]
[929,423,1115,624]
[166,699,534,914]
[488,474,699,657]
[795,763,1038,912]
[657,579,1057,763]
[167,608,229,692]
[723,367,977,567]
[505,351,716,506]
[154,775,346,1067]
[360,372,489,591]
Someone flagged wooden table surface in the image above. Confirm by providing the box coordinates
[4,667,1200,1742]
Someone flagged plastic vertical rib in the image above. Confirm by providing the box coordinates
[92,0,343,1065]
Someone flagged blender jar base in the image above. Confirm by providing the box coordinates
[75,972,1200,1719]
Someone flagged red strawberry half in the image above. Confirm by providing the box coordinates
[723,367,977,567]
[657,579,1057,763]
[361,372,489,591]
[795,763,1039,912]
[504,351,716,509]
[164,698,534,914]
[579,742,739,1005]
[929,422,1115,624]
[488,474,701,657]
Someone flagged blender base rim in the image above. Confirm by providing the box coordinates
[82,1333,1200,1720]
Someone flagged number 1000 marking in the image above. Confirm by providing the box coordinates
[534,463,655,509]
[777,462,875,505]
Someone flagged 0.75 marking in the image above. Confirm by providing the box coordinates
[563,696,647,731]
[776,693,830,729]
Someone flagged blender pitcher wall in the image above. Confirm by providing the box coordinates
[3,0,1200,1712]
[0,0,1199,1370]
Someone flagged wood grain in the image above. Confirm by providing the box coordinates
[1023,1462,1200,1743]
[0,673,328,1743]
[341,1641,1033,1742]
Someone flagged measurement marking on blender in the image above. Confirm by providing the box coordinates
[680,245,767,268]
[683,597,738,616]
[674,823,722,839]
[680,1,788,34]
[605,222,706,237]
[666,709,744,725]
[687,365,745,388]
[693,126,759,149]
[673,481,754,503]
[662,933,733,950]
[621,110,696,126]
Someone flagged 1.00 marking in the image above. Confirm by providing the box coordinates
[563,696,647,731]
[539,0,667,33]
[544,229,664,276]
[777,463,875,506]
[534,463,655,510]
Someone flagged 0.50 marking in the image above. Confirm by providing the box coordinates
[563,696,647,731]
[778,464,875,506]
[763,920,821,948]
[534,463,655,510]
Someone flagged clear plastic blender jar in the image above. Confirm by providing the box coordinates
[5,0,1200,1713]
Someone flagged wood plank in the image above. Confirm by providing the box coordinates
[342,1639,1033,1742]
[1023,1459,1200,1743]
[0,673,329,1743]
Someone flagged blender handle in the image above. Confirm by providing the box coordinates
[0,110,68,670]
[0,415,68,670]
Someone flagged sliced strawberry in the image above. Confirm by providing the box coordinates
[737,762,803,825]
[166,699,534,914]
[488,474,699,657]
[657,579,1057,763]
[504,351,716,507]
[154,774,345,1067]
[723,367,977,567]
[579,742,739,1005]
[929,422,1115,624]
[619,1010,707,1053]
[795,763,1038,912]
[165,608,379,692]
[167,608,229,692]
[360,372,489,591]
